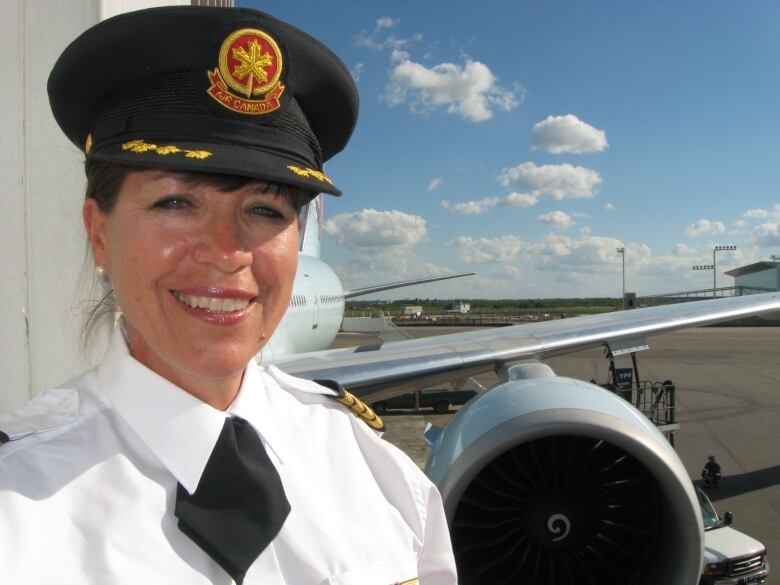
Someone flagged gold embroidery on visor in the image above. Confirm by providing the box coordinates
[286,164,333,185]
[121,139,212,159]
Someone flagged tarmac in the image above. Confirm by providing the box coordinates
[333,325,780,583]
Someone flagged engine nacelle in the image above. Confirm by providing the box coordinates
[425,375,703,585]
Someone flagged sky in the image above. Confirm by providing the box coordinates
[239,0,780,299]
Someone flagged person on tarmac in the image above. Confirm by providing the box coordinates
[702,454,722,488]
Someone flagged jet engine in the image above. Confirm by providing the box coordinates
[424,362,702,585]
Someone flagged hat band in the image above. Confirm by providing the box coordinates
[91,112,320,169]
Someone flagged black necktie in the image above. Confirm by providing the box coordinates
[175,416,291,584]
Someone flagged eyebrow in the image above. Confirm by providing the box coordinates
[248,183,284,196]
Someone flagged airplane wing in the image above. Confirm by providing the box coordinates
[273,292,780,402]
[343,271,475,299]
[273,292,780,585]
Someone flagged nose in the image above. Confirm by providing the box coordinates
[192,213,253,273]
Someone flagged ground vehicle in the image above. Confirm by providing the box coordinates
[371,389,477,414]
[698,488,769,584]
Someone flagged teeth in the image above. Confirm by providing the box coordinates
[172,292,250,313]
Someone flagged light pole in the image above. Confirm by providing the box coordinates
[616,247,625,306]
[692,264,714,296]
[713,245,737,297]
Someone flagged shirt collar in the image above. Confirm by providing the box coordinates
[96,327,286,495]
[227,359,289,467]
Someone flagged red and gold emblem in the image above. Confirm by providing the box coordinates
[207,28,285,115]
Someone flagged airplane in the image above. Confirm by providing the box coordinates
[263,196,780,585]
[260,195,475,361]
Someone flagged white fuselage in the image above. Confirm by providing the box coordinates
[259,254,346,364]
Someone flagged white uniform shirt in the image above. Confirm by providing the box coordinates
[0,329,457,585]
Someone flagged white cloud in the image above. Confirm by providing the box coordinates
[753,220,780,247]
[488,265,523,279]
[505,192,538,207]
[375,16,398,31]
[672,243,697,256]
[390,49,410,64]
[733,220,747,228]
[384,35,410,51]
[386,57,519,122]
[532,114,608,154]
[442,192,538,215]
[738,204,780,247]
[537,210,574,229]
[441,197,498,215]
[351,63,365,82]
[324,209,426,248]
[356,18,407,51]
[498,162,602,199]
[536,235,630,269]
[604,202,615,210]
[579,226,592,235]
[355,32,383,51]
[557,271,598,286]
[449,235,530,263]
[536,233,573,257]
[427,177,443,192]
[684,218,726,238]
[330,247,456,296]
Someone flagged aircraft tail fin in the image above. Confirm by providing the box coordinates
[299,195,323,258]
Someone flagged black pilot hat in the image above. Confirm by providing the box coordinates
[47,6,358,196]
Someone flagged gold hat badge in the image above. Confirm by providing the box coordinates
[207,28,286,115]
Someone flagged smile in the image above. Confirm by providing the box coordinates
[171,291,252,313]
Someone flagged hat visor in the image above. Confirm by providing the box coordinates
[90,139,342,196]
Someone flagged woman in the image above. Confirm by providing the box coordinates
[0,6,457,585]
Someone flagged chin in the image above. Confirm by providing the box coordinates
[193,345,258,375]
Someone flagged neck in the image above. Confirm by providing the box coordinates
[171,372,244,411]
[139,358,245,410]
[123,325,246,411]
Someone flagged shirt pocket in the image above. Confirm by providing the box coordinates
[326,554,419,585]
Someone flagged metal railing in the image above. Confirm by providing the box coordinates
[604,380,677,431]
[638,286,774,306]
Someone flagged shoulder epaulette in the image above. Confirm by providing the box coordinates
[0,388,80,448]
[313,379,385,432]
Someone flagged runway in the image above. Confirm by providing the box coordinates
[333,325,780,582]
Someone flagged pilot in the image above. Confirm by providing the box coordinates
[0,7,456,584]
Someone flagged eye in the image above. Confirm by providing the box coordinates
[248,204,286,220]
[151,196,192,210]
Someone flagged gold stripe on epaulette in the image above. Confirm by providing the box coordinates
[395,579,419,585]
[335,389,384,432]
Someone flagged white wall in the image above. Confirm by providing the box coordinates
[0,0,191,414]
[1,1,99,414]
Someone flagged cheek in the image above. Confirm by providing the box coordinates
[106,222,190,298]
[253,229,299,293]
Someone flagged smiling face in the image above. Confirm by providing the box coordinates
[84,169,301,406]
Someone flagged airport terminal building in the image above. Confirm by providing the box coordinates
[725,260,780,292]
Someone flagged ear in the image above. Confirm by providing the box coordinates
[83,198,109,270]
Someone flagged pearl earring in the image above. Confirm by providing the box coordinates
[96,265,106,278]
